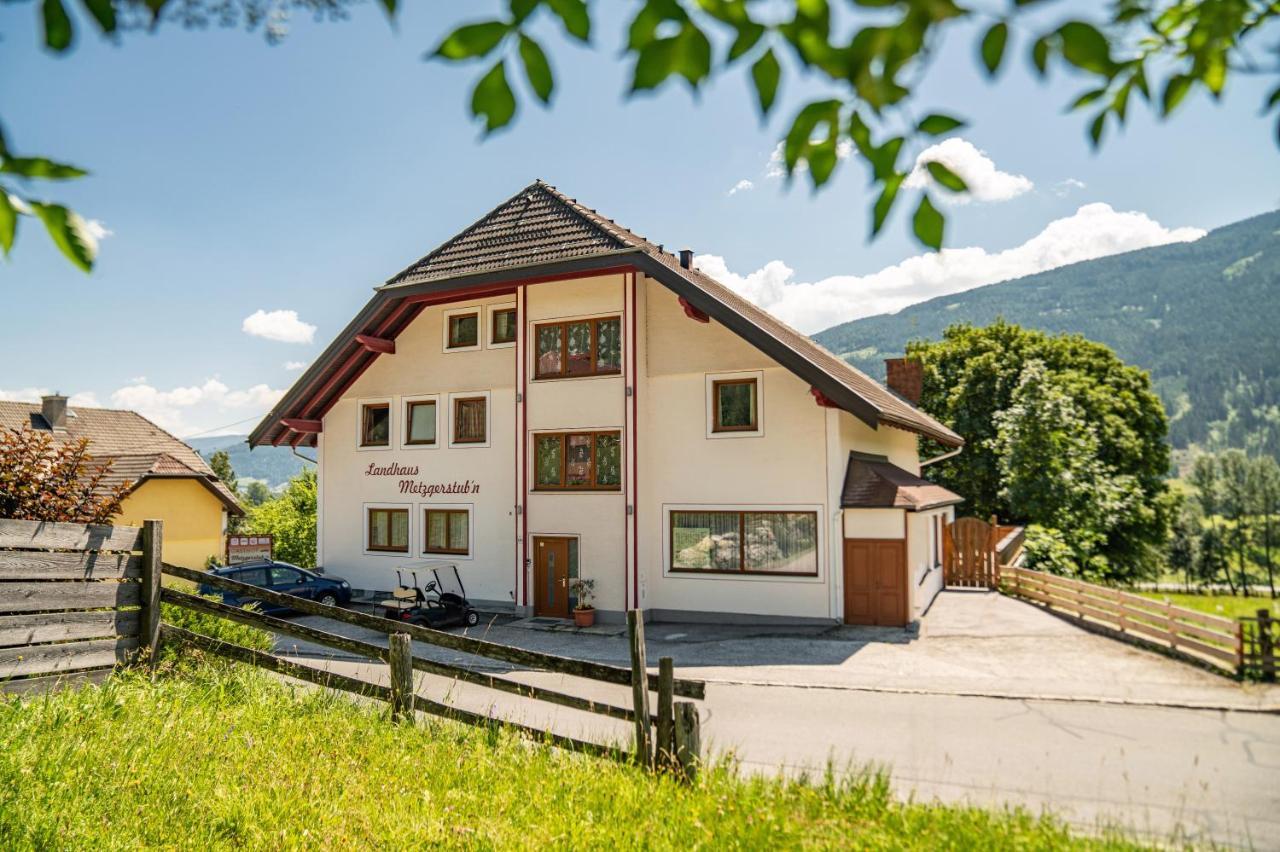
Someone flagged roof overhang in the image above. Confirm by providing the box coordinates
[131,473,246,516]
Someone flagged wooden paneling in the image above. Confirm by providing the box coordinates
[0,611,139,648]
[945,516,999,588]
[0,550,141,580]
[0,636,139,678]
[0,581,141,614]
[0,668,113,695]
[843,539,907,627]
[0,519,142,553]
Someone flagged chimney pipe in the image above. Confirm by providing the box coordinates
[41,393,68,430]
[679,248,693,269]
[884,358,923,405]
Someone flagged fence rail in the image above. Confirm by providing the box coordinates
[1004,566,1245,674]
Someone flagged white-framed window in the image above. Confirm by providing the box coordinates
[442,305,482,353]
[704,371,764,439]
[356,397,393,451]
[488,303,517,349]
[400,393,440,450]
[421,503,474,559]
[662,503,823,582]
[363,502,412,557]
[448,390,491,449]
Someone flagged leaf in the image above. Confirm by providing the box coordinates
[509,0,539,24]
[917,113,965,136]
[0,157,88,180]
[1069,87,1108,110]
[377,0,397,18]
[1162,74,1193,116]
[751,49,780,116]
[1088,110,1107,148]
[727,22,765,62]
[1057,21,1113,75]
[925,161,967,192]
[980,22,1007,76]
[470,61,517,133]
[79,0,116,33]
[433,21,510,61]
[912,194,944,250]
[1031,36,1050,76]
[1267,85,1280,111]
[868,136,903,181]
[547,0,590,42]
[42,0,73,51]
[30,202,95,272]
[0,191,16,257]
[631,39,677,91]
[871,173,904,237]
[518,34,554,104]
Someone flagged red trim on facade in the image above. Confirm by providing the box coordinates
[518,285,528,609]
[810,386,840,408]
[281,418,322,434]
[678,296,710,323]
[354,334,395,354]
[630,271,640,610]
[401,283,518,306]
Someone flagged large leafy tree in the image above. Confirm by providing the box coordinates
[908,320,1170,578]
[244,469,317,568]
[0,426,130,523]
[8,0,1279,270]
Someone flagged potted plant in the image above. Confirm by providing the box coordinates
[570,578,596,628]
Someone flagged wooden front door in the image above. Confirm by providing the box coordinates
[533,536,570,618]
[842,539,907,627]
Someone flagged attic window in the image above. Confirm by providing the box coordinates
[360,403,390,447]
[447,312,479,349]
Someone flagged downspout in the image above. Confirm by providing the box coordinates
[919,446,962,468]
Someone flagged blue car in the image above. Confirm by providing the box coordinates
[200,560,352,614]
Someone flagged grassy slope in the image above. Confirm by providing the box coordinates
[0,666,1141,850]
[1137,592,1279,620]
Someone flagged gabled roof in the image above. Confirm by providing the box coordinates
[250,181,963,449]
[840,452,963,512]
[0,401,244,515]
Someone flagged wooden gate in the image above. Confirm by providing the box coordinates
[943,515,1000,589]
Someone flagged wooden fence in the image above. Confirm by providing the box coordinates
[1003,566,1245,675]
[0,517,706,773]
[0,518,160,694]
[1241,610,1277,682]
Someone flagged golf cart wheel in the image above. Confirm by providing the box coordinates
[318,593,338,607]
[465,610,479,627]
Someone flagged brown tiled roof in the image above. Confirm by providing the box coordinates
[253,180,963,449]
[0,401,243,515]
[840,452,963,511]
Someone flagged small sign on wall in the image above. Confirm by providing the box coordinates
[226,534,273,565]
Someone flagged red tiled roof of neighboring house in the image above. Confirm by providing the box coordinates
[251,181,963,449]
[0,401,244,515]
[840,452,964,512]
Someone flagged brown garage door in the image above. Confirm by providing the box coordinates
[843,539,907,626]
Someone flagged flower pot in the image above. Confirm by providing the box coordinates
[573,607,596,628]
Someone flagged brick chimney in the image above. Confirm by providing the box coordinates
[41,394,68,430]
[884,358,923,404]
[679,248,694,269]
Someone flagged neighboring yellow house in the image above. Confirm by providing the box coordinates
[0,396,244,568]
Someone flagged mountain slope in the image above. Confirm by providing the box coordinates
[188,435,312,489]
[812,210,1280,449]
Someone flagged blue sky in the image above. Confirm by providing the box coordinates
[2,1,1277,437]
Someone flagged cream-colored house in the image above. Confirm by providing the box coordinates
[250,182,963,626]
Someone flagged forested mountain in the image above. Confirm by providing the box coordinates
[813,210,1280,454]
[188,435,312,489]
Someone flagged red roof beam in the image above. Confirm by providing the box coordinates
[354,334,395,354]
[281,418,322,434]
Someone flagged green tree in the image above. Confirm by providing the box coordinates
[1189,453,1235,592]
[1217,449,1255,594]
[207,449,238,496]
[908,320,1170,578]
[241,480,274,507]
[1166,493,1201,592]
[10,0,1280,269]
[1252,455,1280,598]
[244,469,316,568]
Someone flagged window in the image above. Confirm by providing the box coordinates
[405,400,437,446]
[453,396,487,444]
[361,403,390,447]
[269,566,304,586]
[670,510,818,576]
[367,508,409,553]
[534,431,622,491]
[533,316,622,379]
[491,307,517,345]
[236,567,268,587]
[424,509,469,555]
[713,379,758,432]
[447,311,479,349]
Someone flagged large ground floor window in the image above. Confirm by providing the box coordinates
[670,510,819,576]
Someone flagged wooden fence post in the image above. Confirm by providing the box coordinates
[139,519,163,668]
[627,610,652,766]
[389,633,415,723]
[673,701,701,782]
[656,656,674,771]
[1259,609,1276,683]
[987,515,999,588]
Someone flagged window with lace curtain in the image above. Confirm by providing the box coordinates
[452,396,487,444]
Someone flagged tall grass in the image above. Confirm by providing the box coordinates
[0,665,1141,850]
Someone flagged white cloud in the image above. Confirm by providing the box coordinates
[766,140,853,179]
[727,179,755,196]
[242,309,316,344]
[283,361,307,371]
[1052,178,1087,197]
[109,379,284,437]
[904,138,1033,204]
[0,387,99,407]
[694,203,1206,333]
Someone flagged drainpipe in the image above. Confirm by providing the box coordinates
[919,446,962,468]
